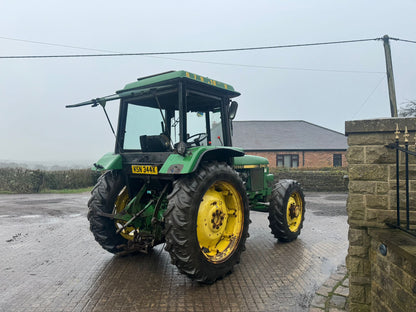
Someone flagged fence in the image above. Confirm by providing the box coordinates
[386,125,416,237]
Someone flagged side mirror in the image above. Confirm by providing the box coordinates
[229,101,238,120]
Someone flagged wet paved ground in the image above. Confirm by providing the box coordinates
[0,192,348,312]
[309,265,349,312]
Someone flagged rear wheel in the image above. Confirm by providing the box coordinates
[87,170,129,253]
[268,180,305,242]
[164,162,249,283]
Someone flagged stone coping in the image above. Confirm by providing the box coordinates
[368,228,416,263]
[345,117,416,135]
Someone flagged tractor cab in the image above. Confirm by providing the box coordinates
[115,70,240,155]
[68,71,244,177]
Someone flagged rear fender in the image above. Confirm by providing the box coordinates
[92,153,123,171]
[159,146,244,174]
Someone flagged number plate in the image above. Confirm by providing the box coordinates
[131,165,158,175]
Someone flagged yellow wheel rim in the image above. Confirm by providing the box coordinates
[196,181,244,263]
[286,192,303,232]
[113,187,136,241]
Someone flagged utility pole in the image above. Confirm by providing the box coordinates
[382,35,398,117]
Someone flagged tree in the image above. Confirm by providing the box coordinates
[399,100,416,117]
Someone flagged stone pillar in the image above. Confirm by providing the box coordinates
[345,118,416,311]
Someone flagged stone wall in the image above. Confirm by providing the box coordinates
[345,118,416,311]
[272,169,348,192]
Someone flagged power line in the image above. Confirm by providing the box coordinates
[389,37,416,44]
[0,36,119,53]
[351,75,386,119]
[1,35,413,76]
[0,37,381,59]
[0,36,384,74]
[153,55,385,74]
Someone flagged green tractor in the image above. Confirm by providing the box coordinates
[67,70,305,283]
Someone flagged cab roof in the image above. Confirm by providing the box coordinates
[117,70,240,98]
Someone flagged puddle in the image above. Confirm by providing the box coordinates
[68,214,82,218]
[19,215,42,219]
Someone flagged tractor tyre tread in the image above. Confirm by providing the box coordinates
[268,179,305,242]
[164,162,249,283]
[87,170,126,254]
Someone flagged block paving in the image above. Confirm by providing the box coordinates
[0,192,348,311]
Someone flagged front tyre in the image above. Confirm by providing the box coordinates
[268,180,305,242]
[164,162,250,283]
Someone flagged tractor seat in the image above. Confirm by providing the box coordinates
[140,134,172,152]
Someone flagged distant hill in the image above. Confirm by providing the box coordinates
[0,160,93,171]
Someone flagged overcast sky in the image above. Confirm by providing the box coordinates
[1,0,415,164]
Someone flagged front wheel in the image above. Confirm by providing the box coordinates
[268,180,305,242]
[164,162,250,283]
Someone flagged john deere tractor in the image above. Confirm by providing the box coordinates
[67,70,305,283]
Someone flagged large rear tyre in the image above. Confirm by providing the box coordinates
[87,170,128,254]
[268,179,305,242]
[164,162,250,283]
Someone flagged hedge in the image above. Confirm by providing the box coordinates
[0,167,348,194]
[0,168,101,194]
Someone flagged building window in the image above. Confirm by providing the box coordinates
[333,154,342,167]
[277,154,299,168]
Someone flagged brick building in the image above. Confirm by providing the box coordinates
[232,120,347,168]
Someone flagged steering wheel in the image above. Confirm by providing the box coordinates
[186,132,207,146]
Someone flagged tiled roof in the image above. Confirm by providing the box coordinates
[232,120,347,150]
